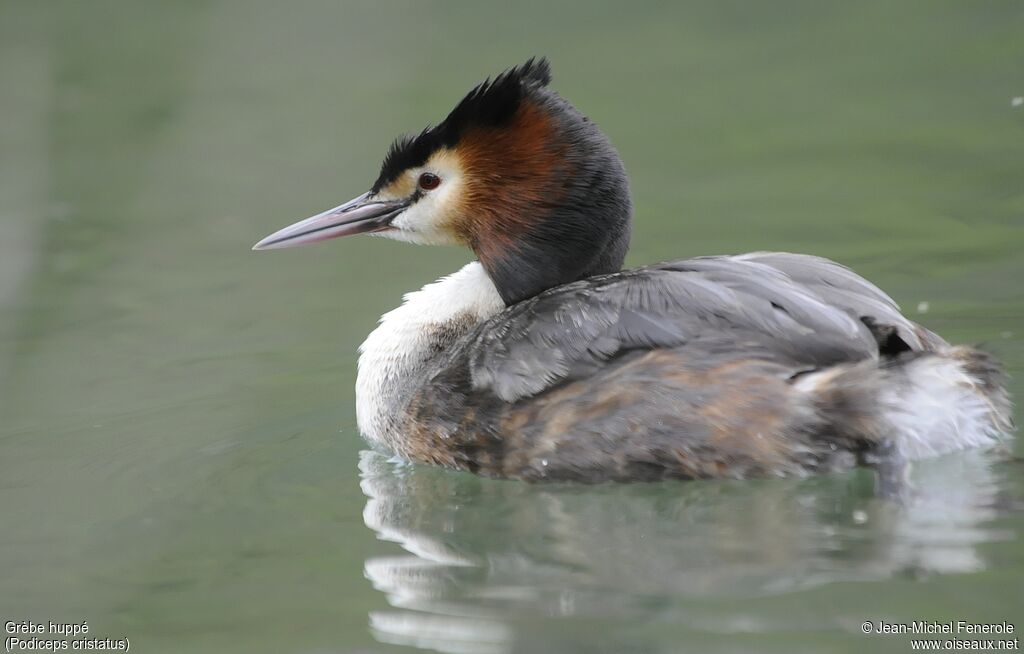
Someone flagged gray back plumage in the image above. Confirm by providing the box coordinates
[465,253,941,402]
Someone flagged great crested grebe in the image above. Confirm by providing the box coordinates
[254,58,1012,482]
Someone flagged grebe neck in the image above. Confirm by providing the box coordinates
[356,261,503,452]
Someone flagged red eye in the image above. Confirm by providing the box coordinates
[418,172,441,190]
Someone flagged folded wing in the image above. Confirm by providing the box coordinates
[464,252,941,402]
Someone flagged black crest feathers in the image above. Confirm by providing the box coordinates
[372,58,553,192]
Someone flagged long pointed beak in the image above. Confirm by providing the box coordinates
[252,192,409,251]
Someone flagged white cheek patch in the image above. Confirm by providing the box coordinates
[385,156,466,246]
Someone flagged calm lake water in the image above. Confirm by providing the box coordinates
[1,2,1022,653]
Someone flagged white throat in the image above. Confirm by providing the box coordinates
[356,261,504,451]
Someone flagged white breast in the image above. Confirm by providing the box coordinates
[356,261,505,452]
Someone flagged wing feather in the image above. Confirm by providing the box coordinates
[465,253,937,402]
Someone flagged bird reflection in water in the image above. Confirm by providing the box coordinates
[359,449,1014,654]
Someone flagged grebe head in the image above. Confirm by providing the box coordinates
[253,58,632,305]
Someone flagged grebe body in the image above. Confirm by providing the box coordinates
[255,59,1011,482]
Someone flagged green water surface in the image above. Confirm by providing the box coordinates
[1,2,1022,653]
